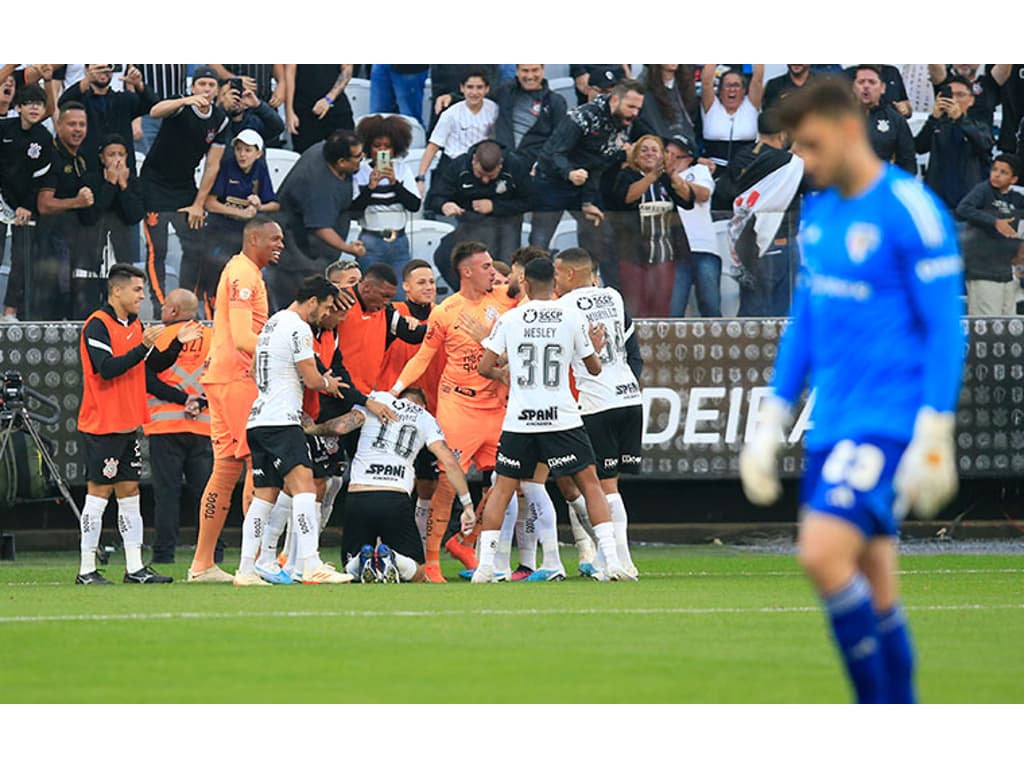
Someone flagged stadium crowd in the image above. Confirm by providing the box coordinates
[2,63,1022,325]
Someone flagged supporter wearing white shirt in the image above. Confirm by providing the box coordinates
[700,64,764,169]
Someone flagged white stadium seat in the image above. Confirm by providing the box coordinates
[407,219,455,295]
[264,147,300,192]
[549,77,577,110]
[347,78,372,123]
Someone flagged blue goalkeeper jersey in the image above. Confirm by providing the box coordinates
[772,164,965,451]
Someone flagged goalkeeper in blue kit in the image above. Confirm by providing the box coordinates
[739,79,966,704]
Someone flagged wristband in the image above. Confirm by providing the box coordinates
[414,175,426,182]
[391,379,405,396]
[458,493,473,511]
[324,95,334,106]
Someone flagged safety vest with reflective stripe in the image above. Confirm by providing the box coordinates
[143,323,213,437]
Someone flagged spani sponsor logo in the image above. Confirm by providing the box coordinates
[519,406,558,421]
[368,464,406,478]
[615,382,639,396]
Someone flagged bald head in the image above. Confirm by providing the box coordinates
[161,288,199,322]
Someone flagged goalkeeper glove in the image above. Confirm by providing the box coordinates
[739,396,791,506]
[893,407,957,520]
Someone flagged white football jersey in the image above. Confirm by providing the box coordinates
[558,286,641,415]
[483,299,594,434]
[247,309,315,429]
[350,392,446,494]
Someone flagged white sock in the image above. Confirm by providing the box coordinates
[79,494,107,575]
[523,481,562,572]
[117,495,145,573]
[567,496,597,564]
[312,502,322,545]
[514,494,538,570]
[320,476,344,532]
[477,530,499,572]
[257,493,292,569]
[393,551,418,581]
[239,497,274,574]
[293,492,322,575]
[495,494,518,573]
[284,515,300,574]
[607,493,635,568]
[414,496,431,552]
[593,521,623,572]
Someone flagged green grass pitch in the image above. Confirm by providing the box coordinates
[1,547,1022,703]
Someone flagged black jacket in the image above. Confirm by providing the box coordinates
[955,180,1024,281]
[492,79,567,168]
[864,103,916,175]
[535,95,631,206]
[59,81,157,173]
[427,141,531,218]
[915,113,994,211]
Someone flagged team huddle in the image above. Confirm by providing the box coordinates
[74,214,646,586]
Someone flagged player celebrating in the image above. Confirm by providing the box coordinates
[188,215,280,583]
[235,275,356,586]
[739,79,965,703]
[471,258,635,583]
[388,241,508,582]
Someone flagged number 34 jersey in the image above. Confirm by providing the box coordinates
[558,286,641,415]
[483,299,595,434]
[350,392,446,494]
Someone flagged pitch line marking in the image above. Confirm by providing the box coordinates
[1,603,1022,624]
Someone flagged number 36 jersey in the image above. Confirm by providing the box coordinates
[482,299,595,434]
[558,286,641,415]
[350,392,446,494]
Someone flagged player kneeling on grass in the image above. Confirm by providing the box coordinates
[739,78,965,703]
[307,387,473,583]
[470,258,635,583]
[236,275,363,586]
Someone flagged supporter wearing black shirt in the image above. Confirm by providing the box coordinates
[995,64,1024,153]
[93,134,145,266]
[59,65,156,174]
[141,66,228,308]
[285,65,354,154]
[633,65,700,152]
[762,65,814,112]
[570,65,630,106]
[853,65,916,174]
[211,64,285,107]
[492,65,568,169]
[929,65,1001,129]
[843,64,911,116]
[217,80,286,148]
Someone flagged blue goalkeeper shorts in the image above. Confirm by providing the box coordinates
[801,437,908,539]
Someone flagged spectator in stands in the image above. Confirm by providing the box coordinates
[273,129,365,309]
[209,64,286,108]
[702,65,764,210]
[956,154,1024,315]
[762,65,814,112]
[492,64,568,169]
[853,65,916,175]
[571,65,632,106]
[635,65,700,151]
[370,65,429,126]
[141,66,229,308]
[428,65,500,117]
[915,75,994,211]
[843,64,911,117]
[217,79,285,149]
[428,140,530,283]
[133,65,189,152]
[1,72,16,117]
[928,65,1004,130]
[530,79,645,256]
[93,134,145,266]
[352,114,421,294]
[202,129,279,313]
[1,84,55,321]
[285,64,355,154]
[59,65,155,175]
[610,135,693,317]
[664,134,720,317]
[416,70,497,197]
[993,64,1024,153]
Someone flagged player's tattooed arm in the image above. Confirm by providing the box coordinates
[304,410,366,437]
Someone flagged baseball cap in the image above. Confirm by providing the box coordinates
[586,66,621,91]
[232,129,264,151]
[191,65,220,84]
[664,134,694,155]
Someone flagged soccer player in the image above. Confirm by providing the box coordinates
[739,78,965,703]
[471,258,635,583]
[76,264,203,584]
[309,387,473,583]
[388,241,509,582]
[553,247,644,577]
[235,275,355,586]
[187,215,280,583]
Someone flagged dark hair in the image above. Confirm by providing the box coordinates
[99,133,128,153]
[473,141,503,172]
[642,65,697,118]
[108,263,145,290]
[363,262,398,286]
[611,79,645,100]
[356,114,412,159]
[58,100,87,117]
[946,75,972,92]
[462,68,490,87]
[296,275,340,303]
[15,84,47,107]
[994,153,1022,178]
[402,259,433,281]
[554,247,592,267]
[243,213,279,238]
[509,245,550,267]
[758,109,783,136]
[719,68,748,93]
[777,76,861,133]
[451,240,489,273]
[524,257,555,282]
[398,386,428,407]
[323,129,361,164]
[493,260,511,277]
[853,64,883,80]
